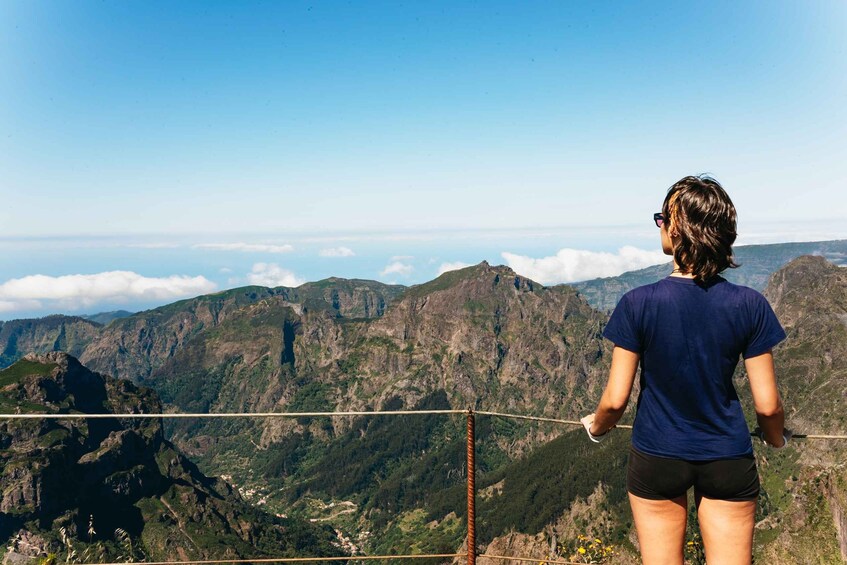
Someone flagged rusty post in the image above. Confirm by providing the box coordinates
[466,409,476,565]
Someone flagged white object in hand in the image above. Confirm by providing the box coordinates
[761,429,792,449]
[580,414,607,443]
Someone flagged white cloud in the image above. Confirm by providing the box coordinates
[0,271,217,312]
[501,246,668,285]
[219,267,233,274]
[194,243,294,253]
[319,246,355,258]
[246,263,305,287]
[0,299,42,313]
[380,261,414,277]
[437,261,473,276]
[390,255,414,261]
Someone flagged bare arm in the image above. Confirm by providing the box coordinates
[588,346,639,436]
[745,350,786,447]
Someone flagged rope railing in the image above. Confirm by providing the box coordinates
[2,408,843,439]
[0,409,468,420]
[3,406,845,565]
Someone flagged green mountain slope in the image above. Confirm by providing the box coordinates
[0,353,343,562]
[81,310,135,325]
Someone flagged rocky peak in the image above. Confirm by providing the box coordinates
[764,255,847,330]
[0,352,109,419]
[401,261,541,304]
[21,352,105,405]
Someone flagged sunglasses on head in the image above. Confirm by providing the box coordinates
[653,212,665,228]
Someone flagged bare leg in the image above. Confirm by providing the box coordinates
[628,492,688,565]
[696,495,755,565]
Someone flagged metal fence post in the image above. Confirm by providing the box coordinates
[467,409,476,565]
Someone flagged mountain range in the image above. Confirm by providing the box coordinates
[1,239,846,563]
[571,239,847,311]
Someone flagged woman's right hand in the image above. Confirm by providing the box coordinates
[755,426,793,448]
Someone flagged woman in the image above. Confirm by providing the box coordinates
[580,175,789,565]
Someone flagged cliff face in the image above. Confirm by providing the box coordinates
[79,280,403,386]
[762,255,847,441]
[0,316,101,368]
[297,262,607,417]
[0,352,341,562]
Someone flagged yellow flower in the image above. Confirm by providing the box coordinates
[594,538,602,544]
[578,547,586,554]
[687,541,695,546]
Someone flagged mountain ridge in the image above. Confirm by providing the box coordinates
[571,239,847,311]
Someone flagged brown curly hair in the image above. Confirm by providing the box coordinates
[662,175,739,281]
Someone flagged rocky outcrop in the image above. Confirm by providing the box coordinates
[0,352,342,561]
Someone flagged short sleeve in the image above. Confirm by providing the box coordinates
[743,293,786,359]
[603,292,642,353]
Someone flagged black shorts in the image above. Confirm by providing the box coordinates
[627,446,760,501]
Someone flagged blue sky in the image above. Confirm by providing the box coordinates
[1,1,846,319]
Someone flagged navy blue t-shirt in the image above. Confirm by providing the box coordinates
[603,275,786,460]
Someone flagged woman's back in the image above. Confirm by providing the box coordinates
[604,275,785,459]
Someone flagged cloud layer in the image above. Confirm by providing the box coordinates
[501,246,668,284]
[319,246,355,257]
[194,243,294,253]
[380,261,414,277]
[437,261,473,276]
[246,263,305,287]
[0,271,217,313]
